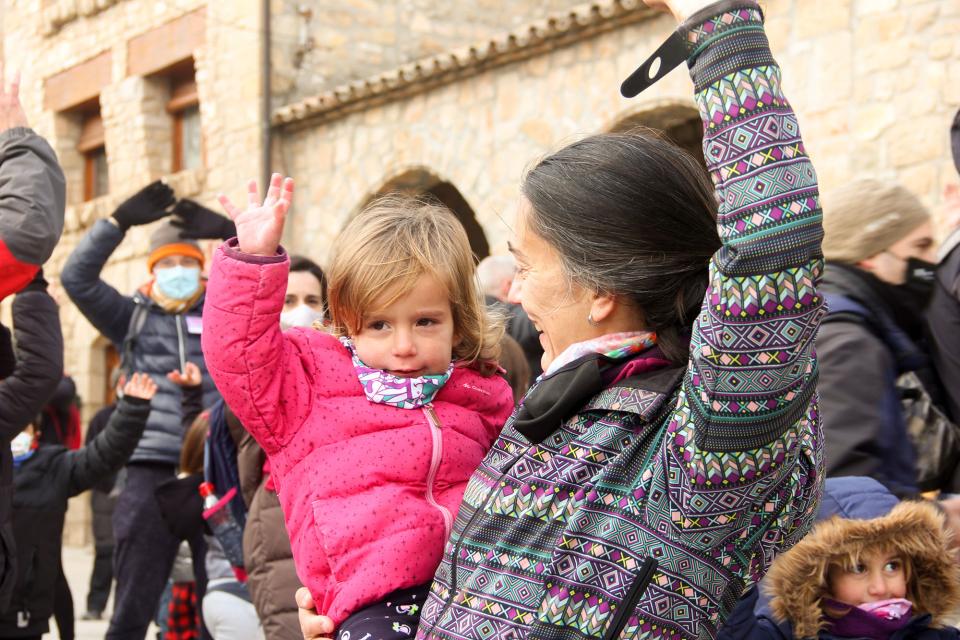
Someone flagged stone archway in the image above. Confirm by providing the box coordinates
[364,169,490,260]
[609,104,705,168]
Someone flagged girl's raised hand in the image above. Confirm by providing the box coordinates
[123,372,158,401]
[218,173,294,257]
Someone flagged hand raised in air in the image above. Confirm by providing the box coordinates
[123,372,158,401]
[217,173,294,257]
[167,361,202,387]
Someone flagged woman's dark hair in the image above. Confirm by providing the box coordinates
[290,255,329,309]
[521,129,720,363]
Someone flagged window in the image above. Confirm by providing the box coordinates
[168,62,201,172]
[77,108,108,201]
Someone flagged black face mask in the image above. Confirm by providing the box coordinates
[897,257,938,310]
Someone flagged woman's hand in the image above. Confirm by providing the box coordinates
[218,173,294,257]
[123,372,158,401]
[297,587,335,640]
[167,361,202,387]
[642,0,718,22]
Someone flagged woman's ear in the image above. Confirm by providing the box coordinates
[588,293,617,324]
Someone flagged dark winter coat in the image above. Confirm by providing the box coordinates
[0,395,149,637]
[0,285,63,613]
[60,218,218,465]
[927,240,960,422]
[85,403,119,548]
[817,263,927,497]
[718,477,960,639]
[0,127,66,301]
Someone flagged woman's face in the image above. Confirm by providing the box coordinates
[508,198,595,371]
[285,271,324,312]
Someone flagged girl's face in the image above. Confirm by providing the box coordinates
[352,274,457,378]
[508,198,595,371]
[827,551,907,606]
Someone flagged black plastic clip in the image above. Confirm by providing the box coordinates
[620,29,688,98]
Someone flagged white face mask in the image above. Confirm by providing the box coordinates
[10,432,34,459]
[280,305,325,330]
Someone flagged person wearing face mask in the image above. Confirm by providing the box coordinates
[280,255,328,330]
[60,183,226,640]
[817,179,948,497]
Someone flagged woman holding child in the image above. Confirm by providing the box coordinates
[204,0,826,638]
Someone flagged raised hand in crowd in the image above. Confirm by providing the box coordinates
[171,199,236,241]
[122,372,158,401]
[0,70,27,132]
[166,361,202,388]
[110,179,176,232]
[218,172,294,256]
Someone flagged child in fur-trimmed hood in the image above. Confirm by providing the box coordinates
[719,479,960,639]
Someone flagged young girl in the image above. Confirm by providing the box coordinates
[719,494,960,639]
[201,180,514,639]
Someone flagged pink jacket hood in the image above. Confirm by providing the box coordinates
[201,242,514,623]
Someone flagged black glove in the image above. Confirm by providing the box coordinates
[112,180,176,231]
[21,267,48,293]
[171,199,236,241]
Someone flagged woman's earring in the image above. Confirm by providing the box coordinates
[587,313,599,327]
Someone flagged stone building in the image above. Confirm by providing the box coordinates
[1,0,958,541]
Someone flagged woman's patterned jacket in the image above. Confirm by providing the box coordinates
[416,2,826,639]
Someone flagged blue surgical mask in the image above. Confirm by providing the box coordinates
[11,431,35,467]
[155,266,201,300]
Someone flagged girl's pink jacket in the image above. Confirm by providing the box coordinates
[201,242,514,624]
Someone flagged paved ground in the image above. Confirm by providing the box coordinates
[56,543,159,640]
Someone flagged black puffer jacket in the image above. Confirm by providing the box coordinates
[61,218,218,464]
[0,284,63,613]
[0,395,149,637]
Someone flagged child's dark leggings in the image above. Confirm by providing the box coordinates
[336,584,431,640]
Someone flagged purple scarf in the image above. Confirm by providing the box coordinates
[823,598,914,639]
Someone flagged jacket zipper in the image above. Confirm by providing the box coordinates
[422,404,453,541]
[602,557,658,640]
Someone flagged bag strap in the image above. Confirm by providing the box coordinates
[119,301,149,375]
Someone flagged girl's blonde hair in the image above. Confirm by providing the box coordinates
[327,195,503,374]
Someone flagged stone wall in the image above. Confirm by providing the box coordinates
[270,0,589,104]
[276,0,960,266]
[3,0,264,544]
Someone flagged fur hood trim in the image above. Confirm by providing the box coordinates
[764,500,960,638]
